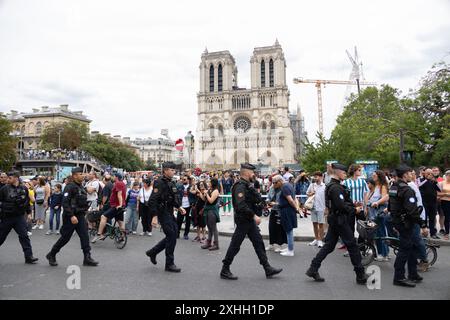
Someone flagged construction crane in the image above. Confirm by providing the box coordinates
[293,77,376,134]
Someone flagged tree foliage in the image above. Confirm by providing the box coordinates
[299,61,450,172]
[40,121,89,150]
[0,115,17,171]
[82,134,144,172]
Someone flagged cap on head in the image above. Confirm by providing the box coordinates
[331,163,347,172]
[395,164,412,178]
[7,171,20,178]
[162,162,177,170]
[241,163,256,171]
[71,167,83,174]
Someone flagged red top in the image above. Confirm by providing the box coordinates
[110,180,127,207]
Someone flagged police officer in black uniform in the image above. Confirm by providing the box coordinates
[0,171,38,264]
[389,164,424,287]
[220,163,282,280]
[306,163,368,284]
[145,162,185,272]
[46,167,98,267]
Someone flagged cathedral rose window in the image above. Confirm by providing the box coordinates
[233,116,251,134]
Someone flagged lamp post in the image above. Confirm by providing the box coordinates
[185,131,194,170]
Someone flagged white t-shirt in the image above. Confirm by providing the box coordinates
[181,184,190,208]
[408,182,425,220]
[85,179,100,202]
[306,182,326,212]
[139,187,152,204]
[282,172,293,182]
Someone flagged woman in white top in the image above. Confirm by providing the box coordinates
[138,178,153,236]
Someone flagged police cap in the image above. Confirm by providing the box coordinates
[395,164,412,177]
[71,167,83,174]
[162,161,177,170]
[331,163,347,172]
[241,163,256,171]
[7,170,20,178]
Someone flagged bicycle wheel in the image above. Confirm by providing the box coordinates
[358,242,376,266]
[425,245,437,266]
[114,230,127,249]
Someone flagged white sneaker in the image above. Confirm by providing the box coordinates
[280,250,294,257]
[275,245,287,253]
[374,256,386,262]
[139,232,145,236]
[56,230,60,235]
[39,224,44,230]
[383,256,390,262]
[45,230,53,235]
[132,231,137,235]
[308,239,318,246]
[265,244,274,251]
[280,248,289,253]
[27,232,32,236]
[146,232,152,236]
[317,240,324,248]
[32,225,38,230]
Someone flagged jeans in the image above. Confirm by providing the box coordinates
[49,207,61,231]
[287,230,294,251]
[412,224,427,261]
[125,206,138,232]
[375,214,390,257]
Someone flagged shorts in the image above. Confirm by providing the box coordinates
[310,209,325,224]
[103,207,124,222]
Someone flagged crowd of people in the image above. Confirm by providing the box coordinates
[19,149,101,164]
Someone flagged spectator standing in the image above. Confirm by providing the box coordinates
[438,170,450,240]
[85,171,100,211]
[432,167,445,235]
[265,176,287,252]
[420,168,441,239]
[221,171,234,216]
[138,179,153,236]
[24,181,35,236]
[201,178,221,250]
[192,181,207,242]
[125,182,140,234]
[295,170,310,216]
[176,176,196,240]
[33,177,49,230]
[306,171,326,248]
[282,167,293,183]
[46,184,63,235]
[101,174,114,212]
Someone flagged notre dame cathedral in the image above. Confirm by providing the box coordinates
[195,40,304,170]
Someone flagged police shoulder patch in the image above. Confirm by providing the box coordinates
[409,197,415,203]
[64,192,69,197]
[238,192,244,198]
[339,194,344,200]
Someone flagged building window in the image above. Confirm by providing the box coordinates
[209,64,214,92]
[218,64,223,92]
[35,122,42,135]
[209,125,214,138]
[262,122,267,133]
[270,121,276,132]
[261,60,265,87]
[269,59,274,87]
[260,94,265,107]
[218,125,224,136]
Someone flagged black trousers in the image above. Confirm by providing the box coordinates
[139,205,153,232]
[149,216,177,267]
[424,203,437,236]
[176,206,191,237]
[0,215,33,258]
[268,210,287,245]
[222,220,268,268]
[50,214,91,255]
[393,223,419,280]
[310,214,364,274]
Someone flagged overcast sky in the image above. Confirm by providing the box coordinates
[0,0,449,143]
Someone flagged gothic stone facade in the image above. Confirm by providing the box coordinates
[195,41,296,170]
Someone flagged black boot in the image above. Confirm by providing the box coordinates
[83,253,99,266]
[25,256,38,264]
[408,274,423,283]
[165,264,181,273]
[146,250,157,265]
[393,278,416,287]
[46,252,58,266]
[356,272,369,285]
[264,265,283,278]
[306,268,325,282]
[220,265,238,280]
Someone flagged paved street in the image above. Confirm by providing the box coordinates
[1,221,449,300]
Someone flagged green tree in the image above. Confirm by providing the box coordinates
[300,133,336,172]
[144,159,158,171]
[0,115,17,171]
[40,121,89,150]
[82,134,144,172]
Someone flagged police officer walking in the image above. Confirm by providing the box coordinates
[389,165,424,287]
[46,167,98,267]
[145,162,185,273]
[0,171,38,264]
[306,163,368,284]
[220,163,282,280]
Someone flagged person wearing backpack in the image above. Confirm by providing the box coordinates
[33,177,49,230]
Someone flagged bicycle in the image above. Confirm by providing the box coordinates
[87,210,128,249]
[356,220,439,267]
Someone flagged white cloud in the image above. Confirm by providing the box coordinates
[0,0,449,143]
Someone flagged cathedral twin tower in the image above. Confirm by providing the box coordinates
[195,40,296,170]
